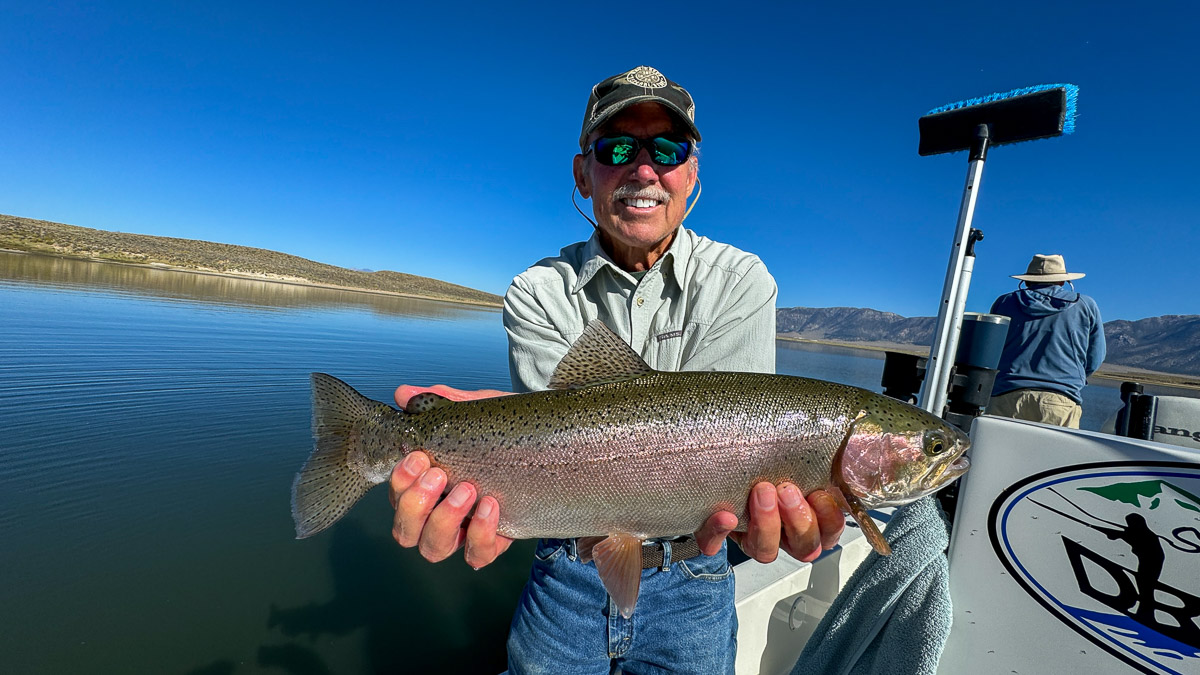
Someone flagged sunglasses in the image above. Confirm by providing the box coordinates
[585,135,691,167]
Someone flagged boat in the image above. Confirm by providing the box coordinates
[732,80,1200,674]
[732,391,1200,674]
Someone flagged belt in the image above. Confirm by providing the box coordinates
[1008,387,1081,404]
[640,537,702,569]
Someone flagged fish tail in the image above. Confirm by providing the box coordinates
[292,373,393,539]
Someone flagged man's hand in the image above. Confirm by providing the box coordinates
[395,384,511,405]
[694,484,846,563]
[389,384,514,569]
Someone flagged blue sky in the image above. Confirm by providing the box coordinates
[2,2,1196,321]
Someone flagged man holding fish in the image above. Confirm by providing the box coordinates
[387,66,846,673]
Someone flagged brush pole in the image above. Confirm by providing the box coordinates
[919,125,990,415]
[929,229,983,416]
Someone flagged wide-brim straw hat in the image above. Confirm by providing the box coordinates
[1012,254,1085,282]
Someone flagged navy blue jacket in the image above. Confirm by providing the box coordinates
[990,285,1106,404]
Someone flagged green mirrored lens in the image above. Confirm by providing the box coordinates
[651,137,688,166]
[593,136,690,166]
[597,137,637,165]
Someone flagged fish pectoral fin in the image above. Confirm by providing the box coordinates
[547,320,655,390]
[830,486,893,556]
[591,533,645,619]
[405,392,454,414]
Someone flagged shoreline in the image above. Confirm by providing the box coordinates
[0,247,503,310]
[776,335,1200,391]
[5,248,1196,390]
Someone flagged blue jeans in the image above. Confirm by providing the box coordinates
[506,538,737,675]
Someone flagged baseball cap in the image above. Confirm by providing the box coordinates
[579,66,700,151]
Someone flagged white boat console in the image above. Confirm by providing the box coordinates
[734,409,1199,675]
[938,415,1199,675]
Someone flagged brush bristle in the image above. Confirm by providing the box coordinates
[918,84,1079,156]
[927,83,1078,135]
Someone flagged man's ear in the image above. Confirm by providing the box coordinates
[573,154,591,199]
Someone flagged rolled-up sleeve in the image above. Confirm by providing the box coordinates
[503,279,572,393]
[680,261,777,374]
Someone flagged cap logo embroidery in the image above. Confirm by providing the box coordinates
[625,66,667,89]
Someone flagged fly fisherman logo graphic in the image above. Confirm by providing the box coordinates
[989,461,1200,675]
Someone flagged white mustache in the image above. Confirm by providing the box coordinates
[612,185,671,203]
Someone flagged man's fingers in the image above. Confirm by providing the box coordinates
[807,489,846,550]
[418,481,476,562]
[395,384,512,408]
[743,482,782,563]
[464,496,514,569]
[694,511,739,556]
[392,464,445,548]
[394,385,425,408]
[778,483,822,563]
[427,384,512,401]
[389,452,429,508]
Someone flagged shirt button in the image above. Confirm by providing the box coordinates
[636,297,644,307]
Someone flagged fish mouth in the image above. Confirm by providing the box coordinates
[921,453,971,491]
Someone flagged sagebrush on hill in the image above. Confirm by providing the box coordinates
[0,214,501,306]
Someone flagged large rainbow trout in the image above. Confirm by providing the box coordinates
[292,321,969,617]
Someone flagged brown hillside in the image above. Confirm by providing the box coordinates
[0,214,502,306]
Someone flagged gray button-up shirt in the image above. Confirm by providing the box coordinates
[503,226,777,392]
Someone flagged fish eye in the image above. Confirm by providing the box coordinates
[924,432,947,457]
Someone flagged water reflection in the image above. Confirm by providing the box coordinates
[261,516,533,674]
[0,250,498,320]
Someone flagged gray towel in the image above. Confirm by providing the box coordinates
[791,496,953,675]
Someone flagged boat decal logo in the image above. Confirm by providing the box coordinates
[988,461,1200,675]
[1155,425,1200,443]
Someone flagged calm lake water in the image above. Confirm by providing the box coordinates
[1,251,1193,674]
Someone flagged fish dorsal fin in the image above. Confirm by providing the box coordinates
[406,392,454,414]
[590,533,645,619]
[548,320,654,390]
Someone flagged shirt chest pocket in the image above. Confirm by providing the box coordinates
[648,322,703,371]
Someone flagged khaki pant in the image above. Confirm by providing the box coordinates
[988,389,1083,429]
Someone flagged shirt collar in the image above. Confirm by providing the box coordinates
[572,226,689,294]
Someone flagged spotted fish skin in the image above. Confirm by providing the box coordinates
[291,323,970,543]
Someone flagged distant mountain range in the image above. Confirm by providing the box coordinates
[1104,317,1200,376]
[778,306,1200,377]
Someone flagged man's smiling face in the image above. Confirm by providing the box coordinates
[573,102,697,271]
